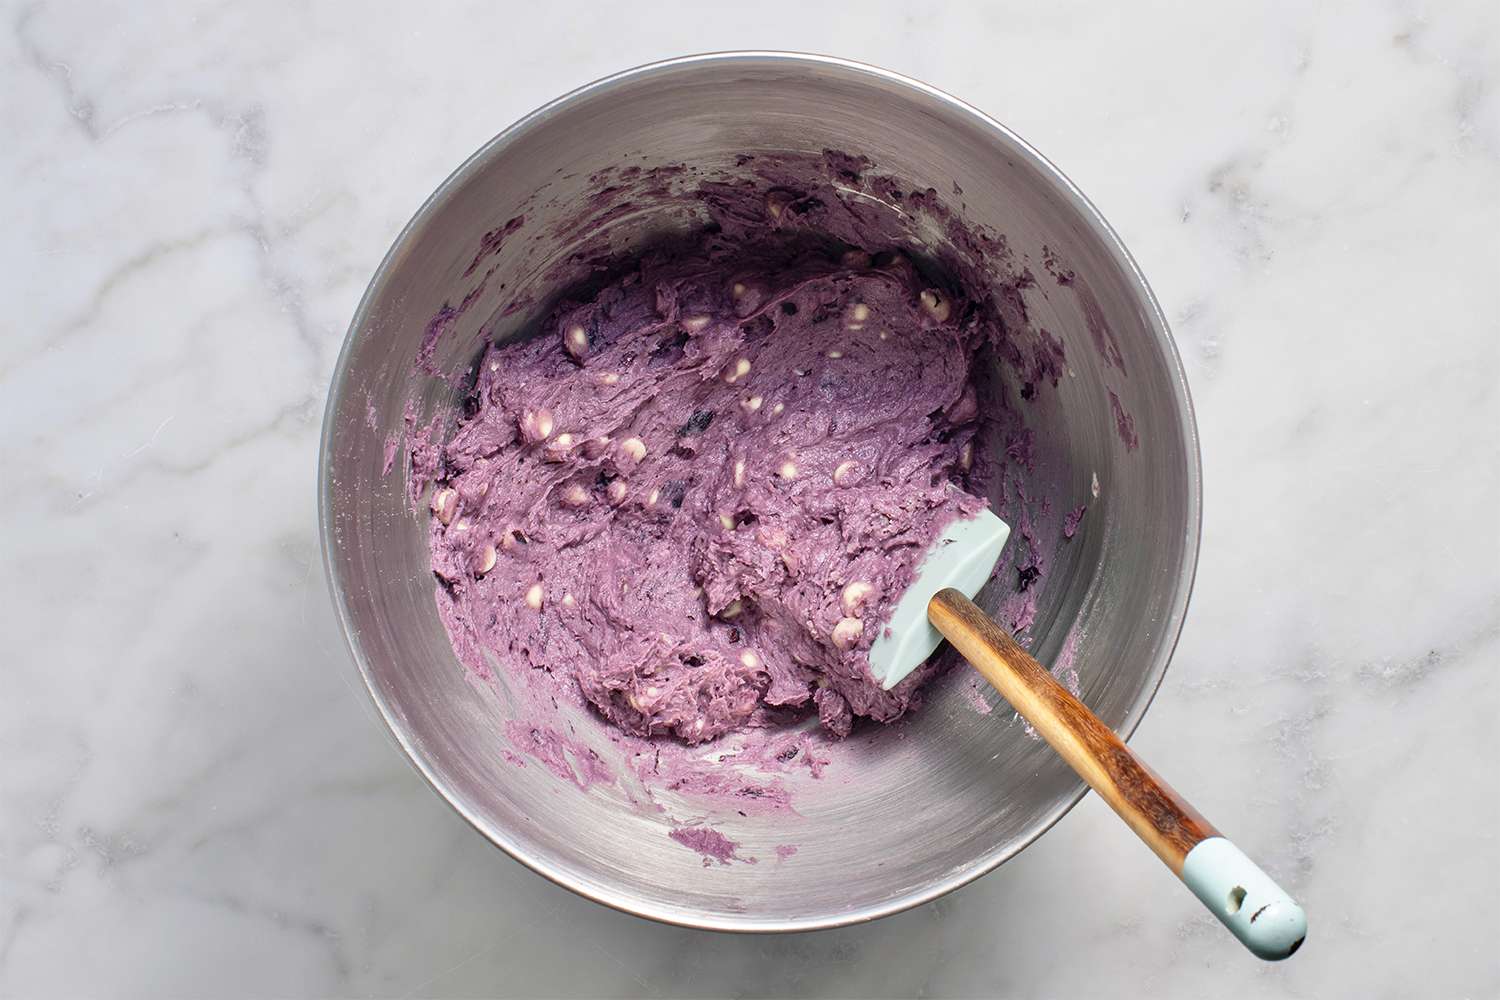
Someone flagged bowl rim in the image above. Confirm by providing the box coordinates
[318,50,1203,933]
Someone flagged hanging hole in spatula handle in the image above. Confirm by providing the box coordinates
[927,588,1307,960]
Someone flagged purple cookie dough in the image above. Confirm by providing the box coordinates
[420,155,1074,749]
[669,825,746,866]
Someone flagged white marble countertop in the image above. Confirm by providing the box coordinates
[4,1,1498,996]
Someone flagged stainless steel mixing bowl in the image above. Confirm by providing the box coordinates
[319,52,1200,931]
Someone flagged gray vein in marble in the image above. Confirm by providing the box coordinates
[61,397,312,512]
[14,11,329,388]
[186,890,351,984]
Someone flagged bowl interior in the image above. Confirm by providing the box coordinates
[321,54,1197,929]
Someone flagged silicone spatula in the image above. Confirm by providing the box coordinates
[869,508,1308,961]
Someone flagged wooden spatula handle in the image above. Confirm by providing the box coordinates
[929,588,1215,868]
[928,588,1307,960]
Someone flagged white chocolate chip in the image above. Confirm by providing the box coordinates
[607,480,628,505]
[646,685,660,698]
[720,599,743,619]
[733,458,746,487]
[841,580,873,617]
[719,513,735,530]
[826,349,843,359]
[771,402,785,416]
[564,324,589,358]
[525,582,544,610]
[832,460,860,486]
[919,288,952,323]
[561,485,590,508]
[740,650,761,669]
[621,437,647,461]
[778,460,797,480]
[831,617,864,650]
[732,282,747,299]
[431,487,458,525]
[601,372,621,386]
[489,360,500,373]
[473,544,497,576]
[742,395,763,412]
[756,524,787,549]
[878,330,889,341]
[695,719,705,732]
[500,526,519,549]
[681,314,711,333]
[454,518,471,532]
[646,488,660,507]
[520,408,554,442]
[959,441,974,471]
[765,191,792,219]
[722,357,751,384]
[544,433,574,461]
[562,592,576,608]
[846,303,870,330]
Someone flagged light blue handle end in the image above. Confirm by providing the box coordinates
[1181,837,1307,960]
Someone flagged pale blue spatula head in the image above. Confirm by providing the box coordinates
[868,507,1011,689]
